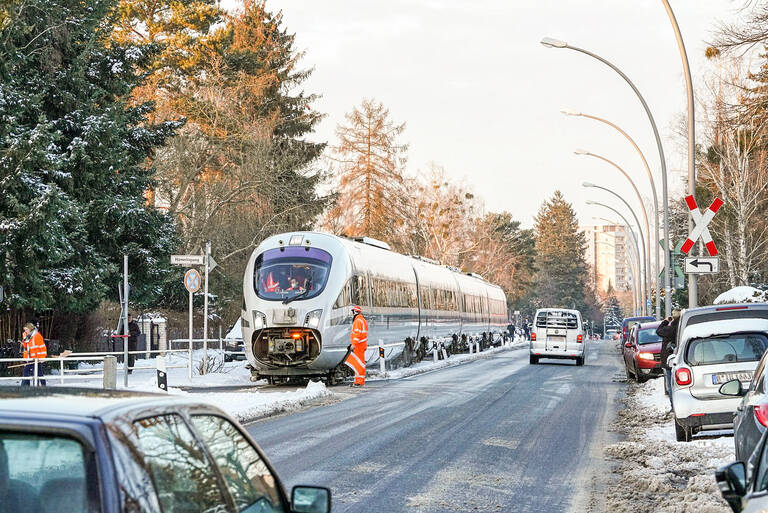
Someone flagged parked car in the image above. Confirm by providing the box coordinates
[605,329,618,340]
[621,315,656,344]
[669,303,768,442]
[716,426,768,513]
[719,344,768,465]
[224,338,246,362]
[0,387,331,513]
[622,321,663,383]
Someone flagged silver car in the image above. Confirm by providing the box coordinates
[669,303,768,442]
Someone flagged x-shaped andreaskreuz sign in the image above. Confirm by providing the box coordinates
[680,195,723,256]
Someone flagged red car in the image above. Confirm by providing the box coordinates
[622,321,663,383]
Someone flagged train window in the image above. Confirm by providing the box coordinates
[357,275,370,306]
[254,247,332,302]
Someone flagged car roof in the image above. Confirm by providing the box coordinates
[636,321,662,329]
[623,316,655,324]
[0,387,213,420]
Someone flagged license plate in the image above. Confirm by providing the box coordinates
[712,371,753,385]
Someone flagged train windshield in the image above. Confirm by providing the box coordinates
[254,246,332,301]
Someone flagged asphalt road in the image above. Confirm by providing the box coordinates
[246,340,624,513]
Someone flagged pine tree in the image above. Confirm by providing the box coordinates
[533,191,592,310]
[325,98,409,242]
[0,0,180,318]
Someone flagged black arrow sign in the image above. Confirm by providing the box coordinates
[690,258,713,272]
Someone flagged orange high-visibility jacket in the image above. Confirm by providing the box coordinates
[23,331,47,359]
[344,315,368,384]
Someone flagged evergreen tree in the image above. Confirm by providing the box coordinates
[533,191,592,310]
[603,286,623,331]
[0,0,180,318]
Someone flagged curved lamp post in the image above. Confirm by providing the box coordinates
[575,149,652,311]
[584,186,648,314]
[542,36,672,317]
[563,109,661,318]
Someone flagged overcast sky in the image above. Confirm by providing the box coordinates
[259,0,743,230]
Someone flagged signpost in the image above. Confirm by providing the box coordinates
[684,257,720,274]
[184,268,201,379]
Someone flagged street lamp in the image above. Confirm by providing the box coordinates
[588,204,645,315]
[541,36,672,317]
[562,109,661,318]
[584,187,649,314]
[575,149,651,311]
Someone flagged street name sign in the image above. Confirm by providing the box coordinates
[184,269,202,293]
[171,254,204,266]
[684,257,720,274]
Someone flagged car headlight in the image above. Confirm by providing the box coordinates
[252,311,266,330]
[304,309,323,328]
[638,352,655,360]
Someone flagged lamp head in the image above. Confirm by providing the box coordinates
[574,148,589,155]
[560,108,581,116]
[583,182,596,188]
[540,37,568,49]
[585,200,597,205]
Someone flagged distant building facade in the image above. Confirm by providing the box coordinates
[581,225,635,294]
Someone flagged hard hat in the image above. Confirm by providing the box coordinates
[351,305,362,315]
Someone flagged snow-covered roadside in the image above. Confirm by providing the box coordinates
[605,377,733,512]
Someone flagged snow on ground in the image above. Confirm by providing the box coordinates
[714,285,766,304]
[605,375,734,512]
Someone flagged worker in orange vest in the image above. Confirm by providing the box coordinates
[344,306,368,386]
[21,322,47,386]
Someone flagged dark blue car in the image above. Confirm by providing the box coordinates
[0,387,330,513]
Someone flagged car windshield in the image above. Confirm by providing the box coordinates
[637,329,662,345]
[254,246,332,301]
[685,333,768,366]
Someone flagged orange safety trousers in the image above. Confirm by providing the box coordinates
[344,315,368,385]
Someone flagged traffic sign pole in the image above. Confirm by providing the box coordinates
[184,268,201,379]
[123,255,129,388]
[203,243,210,375]
[188,289,193,380]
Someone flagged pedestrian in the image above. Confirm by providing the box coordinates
[20,322,46,386]
[344,305,368,387]
[522,319,530,341]
[127,314,141,374]
[657,309,681,403]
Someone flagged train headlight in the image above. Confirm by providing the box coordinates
[252,311,267,330]
[304,309,323,328]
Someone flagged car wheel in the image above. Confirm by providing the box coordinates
[224,354,232,363]
[529,355,538,365]
[675,420,692,442]
[576,356,584,366]
[635,364,647,383]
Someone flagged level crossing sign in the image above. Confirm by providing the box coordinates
[681,195,723,256]
[184,269,201,293]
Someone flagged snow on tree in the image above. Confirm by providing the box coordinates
[0,0,180,322]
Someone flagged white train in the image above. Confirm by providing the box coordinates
[241,232,508,383]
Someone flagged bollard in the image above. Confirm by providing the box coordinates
[433,347,438,363]
[103,355,117,389]
[475,342,480,353]
[441,347,448,360]
[378,341,386,375]
[468,341,473,354]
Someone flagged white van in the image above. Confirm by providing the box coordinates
[530,308,586,366]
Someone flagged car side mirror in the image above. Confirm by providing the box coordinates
[715,461,746,513]
[292,485,331,513]
[719,379,746,397]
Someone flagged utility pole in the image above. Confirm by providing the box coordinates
[123,255,129,387]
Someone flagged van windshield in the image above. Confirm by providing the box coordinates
[253,247,332,301]
[686,333,768,366]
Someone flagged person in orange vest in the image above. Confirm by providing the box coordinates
[20,322,47,386]
[344,306,368,386]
